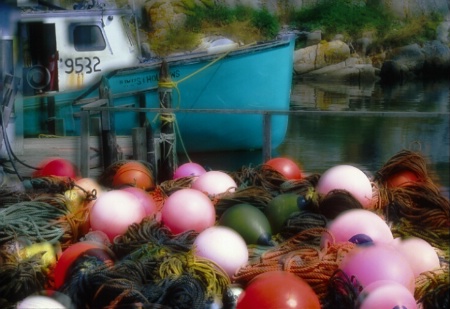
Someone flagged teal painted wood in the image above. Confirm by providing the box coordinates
[22,38,295,152]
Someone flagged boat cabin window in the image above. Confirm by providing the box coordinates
[73,25,106,51]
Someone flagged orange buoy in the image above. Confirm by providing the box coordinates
[112,161,155,190]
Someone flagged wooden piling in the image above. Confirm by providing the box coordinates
[262,112,272,162]
[132,127,147,161]
[145,118,157,173]
[99,76,118,169]
[80,110,90,177]
[157,60,177,183]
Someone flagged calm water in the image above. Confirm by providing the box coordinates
[183,78,450,197]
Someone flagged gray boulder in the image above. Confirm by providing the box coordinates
[422,40,450,77]
[380,44,425,82]
[294,40,351,74]
[380,41,450,82]
[299,57,379,83]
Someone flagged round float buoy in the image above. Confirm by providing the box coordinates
[33,157,78,179]
[161,188,215,234]
[89,190,147,241]
[194,226,248,278]
[317,164,373,208]
[264,157,303,180]
[173,162,207,179]
[112,161,155,190]
[236,271,321,309]
[219,203,272,245]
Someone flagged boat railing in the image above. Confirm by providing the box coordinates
[78,103,283,179]
[79,102,450,179]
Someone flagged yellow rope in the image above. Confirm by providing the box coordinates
[38,134,62,138]
[157,50,231,107]
[155,50,233,163]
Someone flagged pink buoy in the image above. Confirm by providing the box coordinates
[191,170,237,196]
[90,190,147,241]
[317,165,373,208]
[121,187,158,218]
[340,244,415,293]
[194,226,248,278]
[161,188,215,234]
[391,237,441,278]
[173,162,207,179]
[323,209,393,246]
[359,280,417,309]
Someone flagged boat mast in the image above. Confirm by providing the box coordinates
[131,0,142,59]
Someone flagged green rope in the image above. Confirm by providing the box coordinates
[0,201,69,245]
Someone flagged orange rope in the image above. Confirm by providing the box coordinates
[233,228,355,300]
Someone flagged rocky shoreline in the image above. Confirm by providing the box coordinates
[292,16,450,84]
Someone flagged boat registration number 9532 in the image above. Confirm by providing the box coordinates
[61,57,102,74]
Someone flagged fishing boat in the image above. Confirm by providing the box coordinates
[1,1,295,154]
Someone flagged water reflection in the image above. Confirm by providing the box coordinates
[182,79,449,197]
[290,79,450,112]
[280,78,450,197]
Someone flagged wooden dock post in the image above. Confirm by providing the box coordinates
[262,112,272,162]
[99,76,118,169]
[132,127,147,161]
[80,110,90,177]
[145,118,157,174]
[157,60,177,182]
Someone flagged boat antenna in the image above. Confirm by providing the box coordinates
[131,0,142,59]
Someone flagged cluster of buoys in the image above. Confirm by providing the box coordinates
[0,151,448,308]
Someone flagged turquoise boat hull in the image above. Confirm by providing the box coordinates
[22,38,295,152]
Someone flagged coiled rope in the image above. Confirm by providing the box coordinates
[233,228,356,301]
[0,201,73,246]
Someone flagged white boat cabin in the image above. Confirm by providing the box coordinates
[16,3,140,96]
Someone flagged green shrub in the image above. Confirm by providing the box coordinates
[291,0,392,40]
[379,13,444,47]
[251,9,280,38]
[184,4,279,41]
[291,0,445,49]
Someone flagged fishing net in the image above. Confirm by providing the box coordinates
[374,149,445,209]
[371,149,450,308]
[0,250,48,306]
[374,149,427,180]
[0,200,76,247]
[279,173,321,195]
[229,164,290,194]
[321,269,363,309]
[61,241,229,309]
[415,268,450,309]
[112,217,197,258]
[372,150,450,257]
[25,176,74,194]
[383,185,450,229]
[213,186,273,216]
[0,176,76,207]
[317,189,364,220]
[78,218,230,307]
[0,187,30,206]
[276,211,328,241]
[233,227,356,302]
[157,176,195,196]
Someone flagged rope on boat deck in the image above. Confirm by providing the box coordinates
[154,51,233,163]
